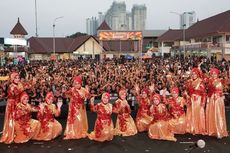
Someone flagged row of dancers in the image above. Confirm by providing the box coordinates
[0,67,228,144]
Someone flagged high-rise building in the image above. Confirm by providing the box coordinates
[126,12,132,30]
[104,1,146,31]
[97,12,105,26]
[86,1,147,31]
[180,11,196,29]
[104,1,127,30]
[86,17,98,35]
[132,4,147,30]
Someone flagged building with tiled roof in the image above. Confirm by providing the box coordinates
[2,17,29,61]
[185,10,230,39]
[157,10,230,60]
[28,35,104,60]
[184,10,230,60]
[156,29,183,42]
[97,21,111,31]
[155,29,184,56]
[142,30,166,52]
[10,18,28,38]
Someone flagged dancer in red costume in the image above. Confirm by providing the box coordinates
[185,68,206,135]
[163,87,186,134]
[113,88,137,136]
[88,92,114,142]
[33,92,62,141]
[148,94,176,141]
[135,84,154,132]
[64,76,90,139]
[13,92,40,143]
[0,72,36,144]
[206,68,228,138]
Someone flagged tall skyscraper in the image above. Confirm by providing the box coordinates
[86,1,147,31]
[97,12,105,26]
[180,11,196,29]
[132,4,147,30]
[126,12,132,30]
[86,17,98,35]
[104,1,127,30]
[104,1,146,31]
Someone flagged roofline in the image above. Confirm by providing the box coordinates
[72,35,107,52]
[98,30,143,32]
[186,32,226,39]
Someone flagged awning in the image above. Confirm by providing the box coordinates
[148,47,159,52]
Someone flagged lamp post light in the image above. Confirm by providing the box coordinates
[34,0,38,37]
[53,16,63,59]
[170,11,192,60]
[183,23,186,59]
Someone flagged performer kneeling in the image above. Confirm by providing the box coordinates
[33,92,62,141]
[88,93,114,142]
[113,88,137,136]
[135,85,153,132]
[14,92,41,143]
[164,87,186,134]
[148,94,176,141]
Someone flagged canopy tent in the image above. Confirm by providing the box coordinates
[148,47,159,52]
[124,54,134,59]
[141,54,152,59]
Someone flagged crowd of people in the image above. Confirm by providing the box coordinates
[0,56,229,144]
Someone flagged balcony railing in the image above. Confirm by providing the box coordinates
[171,42,230,50]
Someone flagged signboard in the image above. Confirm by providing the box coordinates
[4,38,27,46]
[99,31,142,41]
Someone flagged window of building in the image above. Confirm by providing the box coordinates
[226,35,230,42]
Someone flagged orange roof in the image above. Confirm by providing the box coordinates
[10,18,28,35]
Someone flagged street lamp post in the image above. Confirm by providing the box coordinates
[183,23,186,59]
[34,0,38,37]
[53,16,63,59]
[170,11,194,59]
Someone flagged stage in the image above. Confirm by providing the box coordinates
[0,108,229,153]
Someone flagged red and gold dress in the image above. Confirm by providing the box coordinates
[186,68,206,135]
[167,97,186,134]
[148,94,176,141]
[136,96,152,132]
[88,102,114,142]
[64,87,89,139]
[14,93,41,143]
[33,93,62,141]
[0,73,33,144]
[206,68,228,138]
[113,98,137,136]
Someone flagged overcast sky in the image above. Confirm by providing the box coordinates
[0,0,229,38]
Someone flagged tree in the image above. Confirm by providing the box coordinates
[67,32,88,38]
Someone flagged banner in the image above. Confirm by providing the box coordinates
[99,31,142,40]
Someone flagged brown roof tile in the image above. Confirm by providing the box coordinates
[186,10,230,39]
[28,36,100,54]
[69,35,92,51]
[10,18,28,35]
[156,29,183,42]
[97,21,111,31]
[28,37,74,53]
